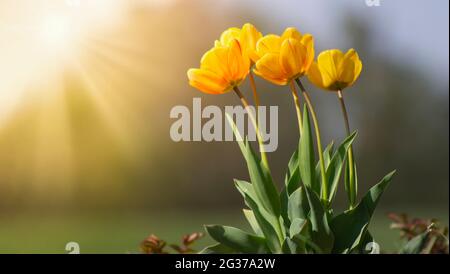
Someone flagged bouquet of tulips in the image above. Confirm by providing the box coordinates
[187,23,396,254]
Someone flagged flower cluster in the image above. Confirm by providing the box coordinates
[188,23,363,206]
[187,24,396,254]
[188,23,362,94]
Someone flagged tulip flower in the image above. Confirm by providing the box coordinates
[215,23,262,64]
[252,27,329,200]
[307,48,363,208]
[253,27,314,85]
[215,24,263,114]
[187,38,269,169]
[253,28,315,134]
[187,39,250,95]
[307,49,362,91]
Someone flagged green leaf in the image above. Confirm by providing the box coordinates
[282,237,300,254]
[287,186,309,221]
[285,148,301,194]
[327,131,357,202]
[289,218,308,238]
[282,219,309,254]
[243,209,263,236]
[244,139,281,217]
[289,218,322,254]
[280,186,290,229]
[304,186,334,253]
[243,193,282,253]
[299,106,317,192]
[199,243,235,254]
[281,148,301,228]
[344,153,358,206]
[315,142,334,194]
[287,148,299,176]
[225,113,246,156]
[235,179,283,252]
[205,225,269,254]
[330,170,396,253]
[323,141,334,168]
[227,114,281,218]
[234,179,258,207]
[400,231,429,254]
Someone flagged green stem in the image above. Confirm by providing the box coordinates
[233,87,270,170]
[337,90,356,208]
[289,80,303,136]
[295,79,328,202]
[249,71,261,113]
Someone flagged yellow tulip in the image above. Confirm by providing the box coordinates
[187,39,250,94]
[307,49,362,91]
[253,27,314,85]
[214,23,262,64]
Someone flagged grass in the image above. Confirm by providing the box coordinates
[0,207,447,253]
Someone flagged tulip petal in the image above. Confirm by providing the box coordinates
[187,68,229,94]
[301,34,315,71]
[281,27,302,41]
[256,35,282,58]
[200,46,231,80]
[280,38,306,79]
[340,55,356,85]
[345,49,363,85]
[227,39,250,81]
[307,62,328,90]
[317,49,344,86]
[219,27,241,46]
[241,23,263,62]
[254,53,288,85]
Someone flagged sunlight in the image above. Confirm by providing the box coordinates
[38,14,74,55]
[0,0,161,192]
[0,0,128,119]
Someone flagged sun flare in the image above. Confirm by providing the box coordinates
[0,0,173,192]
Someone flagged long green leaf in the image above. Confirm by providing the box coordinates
[227,113,280,217]
[304,186,334,253]
[280,186,290,229]
[205,225,269,254]
[235,179,282,248]
[281,237,295,254]
[287,186,309,221]
[281,148,301,228]
[226,113,246,156]
[330,170,396,253]
[323,141,334,168]
[282,218,309,254]
[244,193,282,253]
[327,132,357,202]
[234,179,257,207]
[299,106,317,192]
[243,209,263,236]
[244,139,281,217]
[285,148,301,194]
[289,218,308,238]
[289,218,321,253]
[315,142,334,193]
[344,153,358,206]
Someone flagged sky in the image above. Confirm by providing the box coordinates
[230,0,449,91]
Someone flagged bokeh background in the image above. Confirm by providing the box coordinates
[0,0,448,253]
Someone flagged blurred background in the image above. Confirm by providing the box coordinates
[0,0,448,253]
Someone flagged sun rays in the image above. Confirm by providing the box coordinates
[0,0,167,193]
